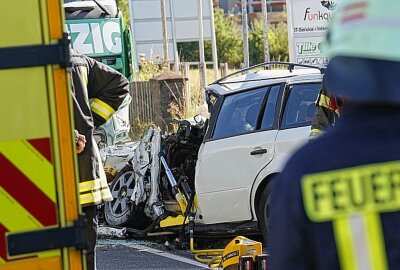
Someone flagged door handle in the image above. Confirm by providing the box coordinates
[250,148,268,155]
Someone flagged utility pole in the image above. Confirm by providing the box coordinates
[198,0,206,91]
[160,0,169,69]
[241,0,249,68]
[168,0,180,72]
[261,0,270,63]
[210,0,218,80]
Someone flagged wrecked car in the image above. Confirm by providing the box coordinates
[104,62,324,241]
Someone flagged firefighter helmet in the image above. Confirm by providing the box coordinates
[323,0,400,103]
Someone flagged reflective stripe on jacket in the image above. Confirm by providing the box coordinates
[309,87,346,140]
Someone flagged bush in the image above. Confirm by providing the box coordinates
[137,57,163,81]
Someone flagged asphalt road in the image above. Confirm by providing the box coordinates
[96,238,210,270]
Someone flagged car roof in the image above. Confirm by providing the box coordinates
[206,63,324,96]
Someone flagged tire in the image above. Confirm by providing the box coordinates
[104,165,136,226]
[258,180,273,248]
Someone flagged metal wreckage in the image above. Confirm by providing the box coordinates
[102,115,207,236]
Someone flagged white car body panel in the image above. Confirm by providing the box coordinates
[274,126,310,161]
[195,130,277,224]
[249,126,311,218]
[197,76,322,225]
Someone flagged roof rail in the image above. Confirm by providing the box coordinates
[212,61,325,84]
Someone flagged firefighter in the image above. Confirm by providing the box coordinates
[70,49,130,270]
[269,0,400,269]
[309,80,346,140]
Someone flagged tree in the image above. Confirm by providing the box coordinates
[249,20,289,66]
[205,8,243,66]
[177,8,243,66]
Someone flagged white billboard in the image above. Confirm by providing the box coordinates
[130,0,212,63]
[286,0,341,65]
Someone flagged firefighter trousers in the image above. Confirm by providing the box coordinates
[83,205,98,270]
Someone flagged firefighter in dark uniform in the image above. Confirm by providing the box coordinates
[309,81,346,140]
[269,0,400,269]
[70,49,130,270]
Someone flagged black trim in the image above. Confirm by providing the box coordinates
[7,214,88,256]
[204,95,223,141]
[0,33,71,70]
[272,83,285,130]
[277,84,291,129]
[254,86,270,129]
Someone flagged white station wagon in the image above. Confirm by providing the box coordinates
[104,62,324,241]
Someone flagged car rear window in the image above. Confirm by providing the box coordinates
[281,83,320,129]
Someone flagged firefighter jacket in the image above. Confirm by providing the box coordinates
[269,105,400,270]
[309,87,346,140]
[69,50,130,207]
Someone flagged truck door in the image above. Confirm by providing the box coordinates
[0,1,86,269]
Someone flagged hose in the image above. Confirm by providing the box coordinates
[189,231,225,269]
[177,193,225,268]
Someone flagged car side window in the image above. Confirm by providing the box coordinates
[281,83,320,129]
[260,85,280,130]
[212,87,267,139]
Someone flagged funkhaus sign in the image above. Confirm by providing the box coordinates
[287,0,340,65]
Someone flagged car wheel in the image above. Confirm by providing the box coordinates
[258,180,273,247]
[104,165,136,226]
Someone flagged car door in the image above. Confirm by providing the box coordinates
[195,85,281,224]
[274,82,321,162]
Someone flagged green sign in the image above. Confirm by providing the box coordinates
[66,18,122,57]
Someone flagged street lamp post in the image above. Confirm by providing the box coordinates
[241,0,249,68]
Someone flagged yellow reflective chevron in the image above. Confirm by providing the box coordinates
[0,140,55,202]
[90,98,115,122]
[0,187,61,262]
[0,187,42,229]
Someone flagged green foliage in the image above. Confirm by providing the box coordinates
[136,57,163,81]
[177,42,200,62]
[205,8,243,66]
[249,20,289,65]
[177,8,289,67]
[177,8,243,66]
[130,117,154,140]
[117,0,130,26]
